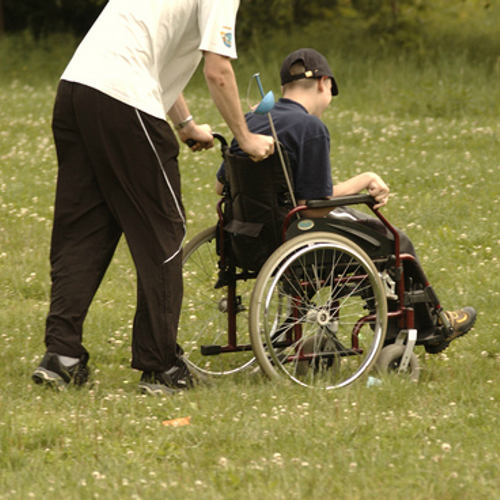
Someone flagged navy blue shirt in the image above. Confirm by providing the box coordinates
[217,98,333,200]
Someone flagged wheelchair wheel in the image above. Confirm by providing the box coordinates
[374,344,420,382]
[249,232,387,389]
[179,226,256,376]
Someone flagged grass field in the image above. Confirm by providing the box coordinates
[1,30,500,499]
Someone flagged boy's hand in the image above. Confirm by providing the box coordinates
[367,174,390,209]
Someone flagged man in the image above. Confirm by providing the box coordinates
[216,48,476,353]
[32,0,275,394]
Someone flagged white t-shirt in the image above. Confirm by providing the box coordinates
[62,0,240,119]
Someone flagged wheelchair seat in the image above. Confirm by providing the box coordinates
[286,216,395,259]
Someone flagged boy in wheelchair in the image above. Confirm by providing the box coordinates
[215,48,476,355]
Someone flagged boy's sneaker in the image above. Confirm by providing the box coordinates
[32,352,89,388]
[139,358,194,395]
[425,306,477,354]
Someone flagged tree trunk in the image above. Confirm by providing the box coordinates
[0,0,4,34]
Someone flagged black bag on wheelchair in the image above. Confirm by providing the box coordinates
[222,145,294,272]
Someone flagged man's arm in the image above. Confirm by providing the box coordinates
[167,94,214,151]
[203,51,274,161]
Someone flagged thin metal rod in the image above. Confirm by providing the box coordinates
[267,115,298,208]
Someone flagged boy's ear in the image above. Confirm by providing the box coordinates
[317,76,328,92]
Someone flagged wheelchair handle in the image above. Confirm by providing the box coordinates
[212,133,228,147]
[306,194,377,209]
[186,133,228,149]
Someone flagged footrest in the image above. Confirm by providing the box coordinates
[201,345,222,356]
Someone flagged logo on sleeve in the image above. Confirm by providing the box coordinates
[221,26,233,48]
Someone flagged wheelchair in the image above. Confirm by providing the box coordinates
[178,134,454,389]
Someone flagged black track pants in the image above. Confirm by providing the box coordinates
[46,81,185,372]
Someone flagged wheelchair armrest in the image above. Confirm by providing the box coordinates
[306,194,377,210]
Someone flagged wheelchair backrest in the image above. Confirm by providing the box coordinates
[222,144,294,271]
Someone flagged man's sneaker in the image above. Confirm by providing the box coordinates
[32,352,89,388]
[425,306,477,354]
[139,358,194,395]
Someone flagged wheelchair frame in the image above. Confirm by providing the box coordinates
[178,135,453,389]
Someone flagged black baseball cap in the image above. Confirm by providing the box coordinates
[280,48,339,96]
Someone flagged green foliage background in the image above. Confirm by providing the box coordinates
[1,0,497,59]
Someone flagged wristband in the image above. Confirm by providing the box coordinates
[174,115,193,130]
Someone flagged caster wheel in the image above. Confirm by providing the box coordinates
[374,344,420,382]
